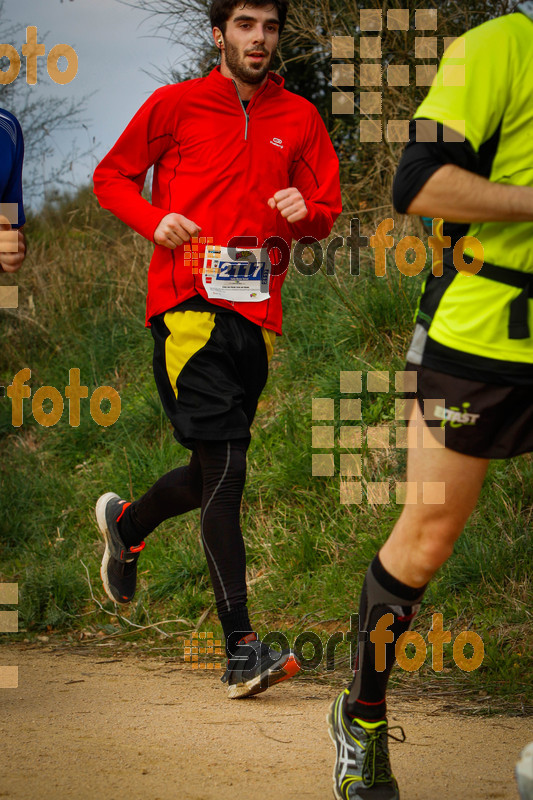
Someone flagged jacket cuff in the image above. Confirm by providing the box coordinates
[289,202,332,242]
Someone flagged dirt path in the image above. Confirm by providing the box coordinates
[0,644,530,800]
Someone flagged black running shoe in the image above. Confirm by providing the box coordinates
[96,492,145,604]
[328,689,405,799]
[221,633,301,699]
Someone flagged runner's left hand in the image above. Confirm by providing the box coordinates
[267,188,308,223]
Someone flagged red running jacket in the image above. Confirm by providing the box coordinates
[93,66,342,333]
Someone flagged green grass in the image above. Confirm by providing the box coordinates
[0,189,531,711]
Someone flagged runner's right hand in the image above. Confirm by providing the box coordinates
[153,213,201,249]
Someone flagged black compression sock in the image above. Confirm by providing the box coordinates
[117,502,151,548]
[219,605,254,658]
[345,553,427,722]
[371,554,426,602]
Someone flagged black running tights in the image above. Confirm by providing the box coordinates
[119,439,249,616]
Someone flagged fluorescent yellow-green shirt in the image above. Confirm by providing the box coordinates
[408,12,533,380]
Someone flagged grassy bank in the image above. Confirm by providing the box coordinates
[0,190,531,711]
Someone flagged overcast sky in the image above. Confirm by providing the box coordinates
[1,0,191,207]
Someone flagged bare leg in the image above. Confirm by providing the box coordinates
[345,399,490,720]
[380,399,490,587]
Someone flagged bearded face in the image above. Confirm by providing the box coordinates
[217,5,280,88]
[223,36,274,85]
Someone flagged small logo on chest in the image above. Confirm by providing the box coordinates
[270,137,284,149]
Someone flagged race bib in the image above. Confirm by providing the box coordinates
[202,245,271,302]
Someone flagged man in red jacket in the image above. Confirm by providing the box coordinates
[93,0,341,698]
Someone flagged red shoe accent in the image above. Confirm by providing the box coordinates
[355,698,386,706]
[119,541,145,560]
[116,501,132,523]
[273,654,301,685]
[238,633,258,645]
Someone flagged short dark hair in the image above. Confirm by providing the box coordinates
[209,0,288,35]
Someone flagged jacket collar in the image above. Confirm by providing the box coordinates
[206,65,284,97]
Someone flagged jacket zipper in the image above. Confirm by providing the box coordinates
[229,78,269,307]
[232,80,249,140]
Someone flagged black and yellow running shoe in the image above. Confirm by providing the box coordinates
[328,689,405,799]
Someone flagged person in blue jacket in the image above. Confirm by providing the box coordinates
[0,108,26,272]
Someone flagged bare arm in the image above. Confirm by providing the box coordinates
[407,164,533,223]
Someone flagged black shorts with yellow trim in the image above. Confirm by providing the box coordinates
[405,363,533,459]
[150,307,275,449]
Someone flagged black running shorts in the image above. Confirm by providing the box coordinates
[150,308,275,448]
[405,363,533,459]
